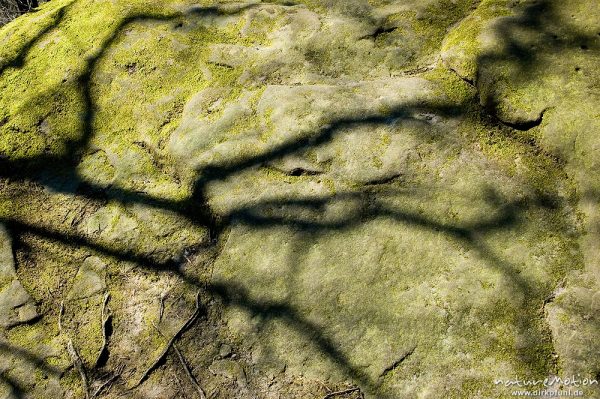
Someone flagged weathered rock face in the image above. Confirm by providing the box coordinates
[0,226,38,328]
[0,0,598,398]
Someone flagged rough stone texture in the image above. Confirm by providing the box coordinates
[66,256,107,300]
[0,225,38,329]
[0,0,599,398]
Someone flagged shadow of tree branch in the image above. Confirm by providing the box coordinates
[0,0,589,396]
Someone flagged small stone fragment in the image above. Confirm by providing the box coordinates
[0,280,38,328]
[209,359,247,387]
[66,256,107,300]
[219,343,233,358]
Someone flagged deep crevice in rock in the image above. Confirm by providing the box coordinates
[494,109,546,131]
[360,26,398,41]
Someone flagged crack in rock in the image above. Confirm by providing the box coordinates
[379,346,416,379]
[364,173,403,186]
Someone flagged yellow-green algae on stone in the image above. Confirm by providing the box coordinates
[442,1,600,397]
[0,0,599,398]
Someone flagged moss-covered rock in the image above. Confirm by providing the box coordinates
[0,0,598,398]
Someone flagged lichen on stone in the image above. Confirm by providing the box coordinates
[0,0,599,398]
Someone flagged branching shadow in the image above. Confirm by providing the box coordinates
[0,0,74,73]
[476,0,599,128]
[0,0,590,397]
[0,341,61,399]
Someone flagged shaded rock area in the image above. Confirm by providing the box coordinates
[0,225,38,328]
[0,0,599,398]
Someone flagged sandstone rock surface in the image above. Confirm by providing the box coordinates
[0,0,598,398]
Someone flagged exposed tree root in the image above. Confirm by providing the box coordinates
[67,339,89,399]
[173,342,206,399]
[132,291,202,388]
[323,387,361,399]
[91,364,124,399]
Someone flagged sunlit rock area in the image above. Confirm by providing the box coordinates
[0,0,599,398]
